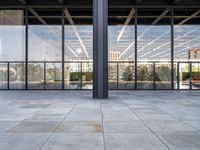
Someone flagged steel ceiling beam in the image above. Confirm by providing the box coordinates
[64,8,90,59]
[28,8,47,24]
[178,10,200,25]
[152,8,170,25]
[172,0,182,4]
[57,0,64,4]
[117,8,135,42]
[18,0,27,5]
[135,0,142,4]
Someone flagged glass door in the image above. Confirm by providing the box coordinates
[191,62,200,89]
[178,62,191,89]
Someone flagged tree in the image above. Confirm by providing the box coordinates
[123,66,133,81]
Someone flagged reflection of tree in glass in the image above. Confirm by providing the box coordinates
[28,64,43,81]
[138,65,153,81]
[47,66,61,82]
[108,65,115,81]
[155,66,171,81]
[10,64,25,81]
[0,70,7,81]
[123,66,133,81]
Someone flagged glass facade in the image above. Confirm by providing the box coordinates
[0,7,200,90]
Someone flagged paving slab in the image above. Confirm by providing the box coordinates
[40,133,104,150]
[56,121,102,132]
[145,121,198,133]
[7,121,60,133]
[158,133,200,150]
[104,121,151,133]
[0,121,19,133]
[104,133,169,150]
[0,133,50,150]
[65,112,101,121]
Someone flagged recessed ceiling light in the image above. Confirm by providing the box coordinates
[76,48,82,54]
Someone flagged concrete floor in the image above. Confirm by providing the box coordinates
[0,90,200,150]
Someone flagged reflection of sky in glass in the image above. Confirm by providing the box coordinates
[0,26,25,61]
[138,26,171,61]
[65,25,93,61]
[0,25,200,62]
[108,26,135,60]
[174,25,200,61]
[28,25,62,61]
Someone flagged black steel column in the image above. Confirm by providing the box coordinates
[93,0,108,98]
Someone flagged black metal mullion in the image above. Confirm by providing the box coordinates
[25,7,28,90]
[177,62,180,89]
[44,62,46,90]
[171,7,174,90]
[135,7,137,90]
[117,62,119,89]
[189,62,192,90]
[7,62,10,90]
[81,62,83,89]
[153,62,156,90]
[62,7,65,90]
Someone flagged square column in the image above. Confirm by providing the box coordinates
[93,0,108,98]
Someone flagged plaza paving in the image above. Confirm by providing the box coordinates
[0,90,200,150]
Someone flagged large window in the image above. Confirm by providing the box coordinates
[0,9,26,89]
[28,8,62,89]
[108,25,135,89]
[64,8,93,89]
[174,8,200,89]
[137,8,171,89]
[0,7,200,91]
[108,8,135,89]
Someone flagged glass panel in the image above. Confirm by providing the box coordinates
[191,63,200,89]
[137,8,171,89]
[108,25,135,89]
[0,63,8,89]
[108,62,117,89]
[64,25,93,89]
[137,63,154,89]
[179,63,190,89]
[65,25,93,61]
[28,63,44,89]
[174,8,200,62]
[46,63,62,89]
[82,62,93,89]
[28,25,62,61]
[28,8,62,90]
[64,63,81,89]
[155,63,171,89]
[9,63,25,89]
[174,63,178,89]
[0,9,25,61]
[118,62,135,89]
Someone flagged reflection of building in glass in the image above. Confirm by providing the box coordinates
[109,51,120,81]
[0,10,24,25]
[189,49,200,60]
[109,51,120,61]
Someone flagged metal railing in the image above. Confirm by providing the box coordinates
[0,61,200,90]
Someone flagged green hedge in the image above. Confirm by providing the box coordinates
[70,72,93,81]
[182,72,200,81]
